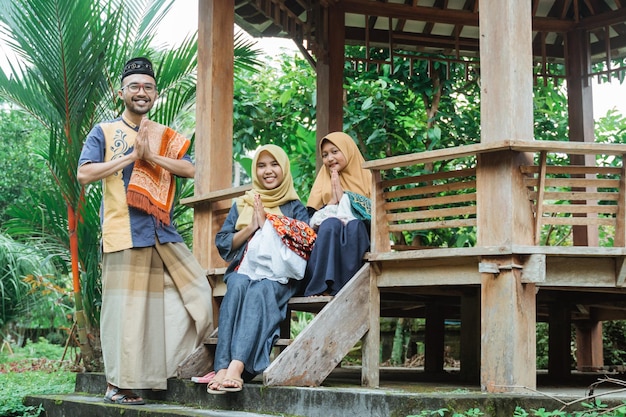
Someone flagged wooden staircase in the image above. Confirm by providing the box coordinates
[177,264,372,387]
[264,264,371,386]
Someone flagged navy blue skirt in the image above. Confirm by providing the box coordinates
[303,218,370,296]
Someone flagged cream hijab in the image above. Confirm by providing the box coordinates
[235,144,300,230]
[306,132,372,210]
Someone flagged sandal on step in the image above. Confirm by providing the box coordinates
[207,378,226,395]
[221,377,243,392]
[192,370,216,384]
[104,387,145,405]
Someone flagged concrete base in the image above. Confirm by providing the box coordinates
[24,369,626,417]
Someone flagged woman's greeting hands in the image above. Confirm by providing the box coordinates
[252,193,266,230]
[328,169,344,205]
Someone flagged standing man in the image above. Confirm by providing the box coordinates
[78,57,212,405]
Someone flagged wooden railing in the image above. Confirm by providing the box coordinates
[521,152,626,246]
[364,140,626,255]
[381,167,477,248]
[181,184,251,293]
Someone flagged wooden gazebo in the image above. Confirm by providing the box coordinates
[183,0,626,393]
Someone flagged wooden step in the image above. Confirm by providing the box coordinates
[205,337,292,346]
[288,295,333,312]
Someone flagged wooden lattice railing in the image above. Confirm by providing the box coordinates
[364,140,626,254]
[521,152,626,246]
[380,165,477,250]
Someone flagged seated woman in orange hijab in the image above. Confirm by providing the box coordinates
[303,132,372,296]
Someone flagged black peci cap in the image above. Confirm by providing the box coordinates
[121,57,155,82]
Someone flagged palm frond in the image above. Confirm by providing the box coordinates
[150,35,198,126]
[0,233,59,329]
[0,0,262,333]
[234,31,262,75]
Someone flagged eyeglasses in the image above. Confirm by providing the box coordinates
[121,82,157,93]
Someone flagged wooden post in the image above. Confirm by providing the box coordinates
[477,0,537,393]
[195,0,234,323]
[566,29,603,373]
[424,303,445,374]
[195,0,234,268]
[548,303,572,378]
[575,321,604,371]
[315,5,344,153]
[567,29,600,247]
[566,29,595,146]
[460,290,480,383]
[370,170,389,253]
[361,266,380,387]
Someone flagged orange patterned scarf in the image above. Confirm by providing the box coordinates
[126,121,190,226]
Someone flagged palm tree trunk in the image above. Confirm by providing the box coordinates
[68,204,96,370]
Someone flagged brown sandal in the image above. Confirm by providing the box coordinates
[104,387,145,405]
[221,377,243,392]
[207,378,225,395]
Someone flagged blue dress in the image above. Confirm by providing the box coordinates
[302,216,370,296]
[214,200,309,381]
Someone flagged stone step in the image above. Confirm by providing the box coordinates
[25,393,276,417]
[24,370,626,417]
[26,370,467,417]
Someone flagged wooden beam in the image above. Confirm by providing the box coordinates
[363,139,626,171]
[577,6,626,31]
[377,259,481,287]
[617,256,626,287]
[340,0,574,32]
[181,184,251,207]
[543,256,622,287]
[341,0,479,27]
[521,254,546,284]
[195,0,234,272]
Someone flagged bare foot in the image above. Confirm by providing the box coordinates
[221,360,244,392]
[207,369,227,392]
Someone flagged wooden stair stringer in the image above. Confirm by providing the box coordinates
[263,264,371,386]
[176,328,217,378]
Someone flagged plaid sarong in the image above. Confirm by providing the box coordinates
[100,242,212,390]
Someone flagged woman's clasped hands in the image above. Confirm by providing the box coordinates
[251,193,266,231]
[327,169,344,206]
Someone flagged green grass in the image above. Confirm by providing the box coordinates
[0,338,76,417]
[405,402,626,416]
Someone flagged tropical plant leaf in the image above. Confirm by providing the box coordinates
[0,0,260,343]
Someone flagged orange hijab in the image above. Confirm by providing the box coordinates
[235,144,301,230]
[306,132,372,210]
